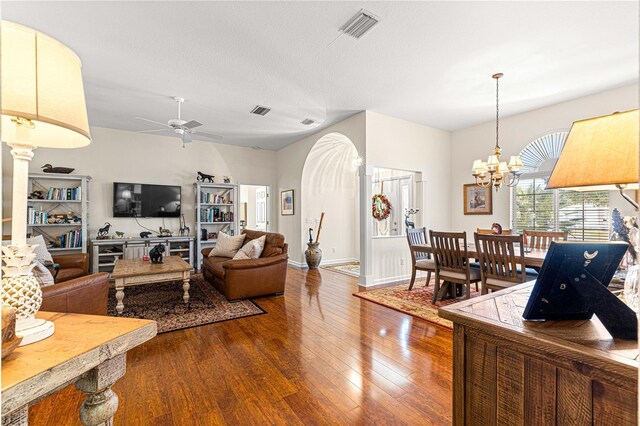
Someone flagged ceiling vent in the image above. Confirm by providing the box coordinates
[340,9,380,39]
[251,105,271,116]
[301,118,315,125]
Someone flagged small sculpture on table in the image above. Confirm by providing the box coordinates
[97,222,111,239]
[196,171,215,183]
[223,176,231,184]
[404,208,419,230]
[140,231,152,239]
[158,227,172,237]
[115,231,125,238]
[149,244,165,264]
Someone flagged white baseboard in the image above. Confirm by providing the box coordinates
[288,259,305,269]
[288,257,358,270]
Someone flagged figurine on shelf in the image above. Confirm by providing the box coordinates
[223,176,231,184]
[41,164,75,174]
[97,222,111,239]
[158,227,172,237]
[28,190,44,200]
[196,171,215,183]
[404,208,419,230]
[149,244,165,264]
[115,231,125,238]
[140,231,152,238]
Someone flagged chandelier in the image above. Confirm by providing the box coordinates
[471,73,523,190]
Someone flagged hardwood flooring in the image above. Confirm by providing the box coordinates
[29,267,453,425]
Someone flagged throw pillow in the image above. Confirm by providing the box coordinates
[233,235,266,260]
[208,232,246,258]
[32,262,55,287]
[26,235,53,264]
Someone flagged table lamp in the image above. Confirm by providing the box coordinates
[546,109,639,208]
[1,21,91,345]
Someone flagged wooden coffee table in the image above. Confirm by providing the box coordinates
[111,256,192,315]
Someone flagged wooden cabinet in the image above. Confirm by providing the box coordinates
[90,236,194,276]
[439,283,638,426]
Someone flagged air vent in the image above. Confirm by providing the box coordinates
[301,118,315,126]
[340,9,380,39]
[250,105,271,116]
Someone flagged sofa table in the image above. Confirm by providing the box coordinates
[1,311,156,425]
[439,282,638,426]
[111,256,192,315]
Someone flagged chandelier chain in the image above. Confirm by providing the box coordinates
[495,76,499,150]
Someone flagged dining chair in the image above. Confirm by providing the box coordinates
[429,230,481,303]
[477,228,513,235]
[474,232,527,295]
[406,227,435,290]
[523,230,568,250]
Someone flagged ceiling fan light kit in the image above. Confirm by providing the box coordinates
[135,96,224,147]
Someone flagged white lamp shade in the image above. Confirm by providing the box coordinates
[1,21,91,148]
[472,159,483,172]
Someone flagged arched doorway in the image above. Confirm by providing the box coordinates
[301,132,361,272]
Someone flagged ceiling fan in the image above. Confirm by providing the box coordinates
[135,97,224,147]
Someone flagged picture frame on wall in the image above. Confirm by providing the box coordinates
[463,183,492,215]
[281,189,294,215]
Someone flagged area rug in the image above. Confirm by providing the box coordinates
[107,274,265,333]
[321,262,360,277]
[354,280,482,329]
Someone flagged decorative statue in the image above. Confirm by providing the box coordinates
[158,227,172,237]
[140,231,152,238]
[97,222,111,238]
[149,244,165,264]
[404,208,419,229]
[178,214,190,236]
[28,190,44,200]
[196,171,215,183]
[42,164,75,174]
[611,208,639,269]
[491,223,503,235]
[223,176,231,183]
[115,231,125,238]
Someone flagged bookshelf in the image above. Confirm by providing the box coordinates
[195,182,238,271]
[27,173,90,254]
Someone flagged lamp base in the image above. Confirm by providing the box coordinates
[16,317,54,345]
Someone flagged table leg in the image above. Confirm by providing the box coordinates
[115,279,124,315]
[2,406,28,426]
[182,274,190,304]
[75,353,126,426]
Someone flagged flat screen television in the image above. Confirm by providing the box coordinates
[113,182,181,218]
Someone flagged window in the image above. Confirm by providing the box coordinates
[511,174,609,241]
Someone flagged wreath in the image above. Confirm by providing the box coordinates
[372,194,392,221]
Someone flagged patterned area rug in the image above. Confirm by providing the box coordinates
[321,262,360,277]
[108,274,265,333]
[354,279,482,329]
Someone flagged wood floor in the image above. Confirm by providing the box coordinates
[29,267,454,425]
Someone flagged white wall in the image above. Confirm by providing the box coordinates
[450,84,638,236]
[2,126,278,239]
[365,111,451,285]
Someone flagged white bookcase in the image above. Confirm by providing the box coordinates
[195,182,238,271]
[27,172,90,254]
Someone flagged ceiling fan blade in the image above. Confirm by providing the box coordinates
[182,120,202,129]
[193,130,224,141]
[136,129,170,133]
[135,117,171,128]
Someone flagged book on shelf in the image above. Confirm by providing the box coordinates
[58,229,82,248]
[200,192,231,205]
[26,206,49,224]
[200,207,234,223]
[44,186,82,201]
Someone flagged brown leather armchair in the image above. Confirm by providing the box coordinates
[201,229,288,300]
[41,272,109,315]
[52,253,89,283]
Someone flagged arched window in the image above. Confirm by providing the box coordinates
[511,131,610,241]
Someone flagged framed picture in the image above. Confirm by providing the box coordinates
[281,189,294,215]
[463,184,492,215]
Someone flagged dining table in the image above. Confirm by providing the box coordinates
[412,242,549,302]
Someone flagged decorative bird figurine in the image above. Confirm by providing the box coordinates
[42,164,75,174]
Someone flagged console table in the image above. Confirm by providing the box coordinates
[439,282,638,426]
[1,312,156,425]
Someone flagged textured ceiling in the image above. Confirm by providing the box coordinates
[3,1,638,150]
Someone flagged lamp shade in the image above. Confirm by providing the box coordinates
[1,21,91,148]
[547,110,638,190]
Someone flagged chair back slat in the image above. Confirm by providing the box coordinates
[406,227,429,260]
[523,230,567,250]
[429,230,469,276]
[474,233,526,284]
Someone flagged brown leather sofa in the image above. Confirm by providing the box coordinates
[41,272,110,315]
[201,229,288,300]
[52,253,90,283]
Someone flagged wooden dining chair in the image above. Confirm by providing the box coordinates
[474,233,527,295]
[477,228,513,235]
[429,230,481,303]
[406,227,435,290]
[523,230,568,250]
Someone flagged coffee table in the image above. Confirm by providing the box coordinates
[111,256,192,315]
